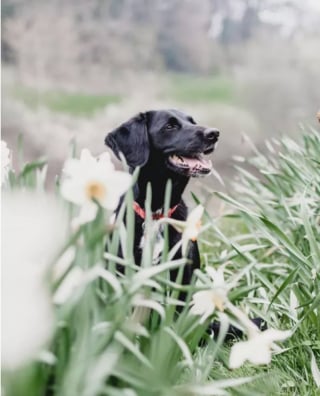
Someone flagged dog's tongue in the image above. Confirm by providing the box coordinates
[180,155,211,170]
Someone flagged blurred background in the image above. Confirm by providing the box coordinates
[2,0,320,194]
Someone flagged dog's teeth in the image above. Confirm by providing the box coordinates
[171,155,179,162]
[178,156,184,163]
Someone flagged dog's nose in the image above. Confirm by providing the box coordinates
[204,128,220,142]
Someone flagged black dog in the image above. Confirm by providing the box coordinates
[105,109,265,337]
[105,109,218,282]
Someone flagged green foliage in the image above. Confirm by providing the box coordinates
[165,74,234,104]
[200,127,320,394]
[10,74,234,118]
[2,128,320,395]
[11,85,122,116]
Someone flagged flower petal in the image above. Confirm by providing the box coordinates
[60,179,87,205]
[1,140,12,185]
[206,265,225,288]
[72,202,98,228]
[100,171,132,210]
[229,340,250,369]
[60,149,132,213]
[259,329,292,344]
[187,205,204,224]
[98,151,115,170]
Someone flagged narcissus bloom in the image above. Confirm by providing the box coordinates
[229,328,292,368]
[179,205,204,254]
[60,149,132,225]
[2,192,66,370]
[190,266,228,323]
[1,140,12,185]
[158,205,205,254]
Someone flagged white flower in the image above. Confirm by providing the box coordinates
[2,192,66,370]
[190,266,228,323]
[229,328,292,369]
[158,205,205,254]
[1,140,12,185]
[60,149,132,225]
[181,205,204,254]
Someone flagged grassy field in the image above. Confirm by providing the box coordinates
[8,74,235,117]
[199,130,320,395]
[165,74,234,104]
[2,128,319,396]
[11,85,122,117]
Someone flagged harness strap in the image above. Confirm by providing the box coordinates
[133,201,179,220]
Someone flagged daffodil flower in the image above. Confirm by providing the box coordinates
[1,140,12,186]
[60,149,132,225]
[2,192,65,370]
[182,205,204,254]
[190,265,228,323]
[229,328,292,369]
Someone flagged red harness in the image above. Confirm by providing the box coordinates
[133,201,179,220]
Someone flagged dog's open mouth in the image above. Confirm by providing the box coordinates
[167,153,212,177]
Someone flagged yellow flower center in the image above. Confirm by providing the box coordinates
[85,181,106,201]
[212,293,225,312]
[191,220,202,241]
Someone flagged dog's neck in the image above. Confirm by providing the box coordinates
[133,153,189,213]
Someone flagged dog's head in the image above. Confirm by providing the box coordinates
[105,109,219,177]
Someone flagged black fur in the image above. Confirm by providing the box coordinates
[105,109,218,279]
[105,109,264,337]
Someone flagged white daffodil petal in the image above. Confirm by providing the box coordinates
[60,179,87,205]
[98,152,115,170]
[101,172,132,210]
[230,339,272,367]
[1,140,11,168]
[191,291,216,316]
[80,148,96,165]
[183,227,198,241]
[260,329,292,343]
[2,192,65,370]
[72,202,98,227]
[248,344,272,365]
[206,266,225,288]
[229,328,291,369]
[188,205,204,224]
[60,148,132,213]
[62,158,85,178]
[1,140,12,185]
[181,205,204,251]
[190,289,227,323]
[229,341,249,369]
[206,266,217,281]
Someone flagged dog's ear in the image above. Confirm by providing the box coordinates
[105,113,149,168]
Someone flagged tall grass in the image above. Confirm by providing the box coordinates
[2,128,320,396]
[201,127,320,394]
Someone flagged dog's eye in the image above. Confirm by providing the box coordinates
[165,120,177,130]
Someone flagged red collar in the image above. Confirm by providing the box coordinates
[133,201,179,220]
